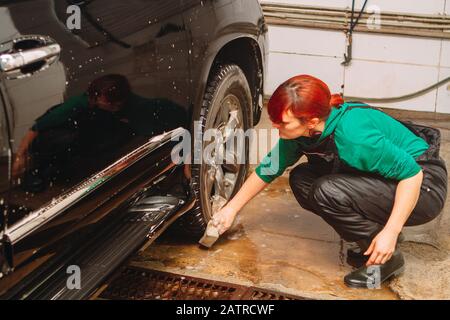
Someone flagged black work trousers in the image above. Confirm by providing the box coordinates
[289,159,448,242]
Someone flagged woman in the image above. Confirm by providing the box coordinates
[212,75,447,288]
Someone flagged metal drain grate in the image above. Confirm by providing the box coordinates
[99,267,309,300]
[245,289,305,300]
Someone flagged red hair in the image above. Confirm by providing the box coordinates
[268,75,344,124]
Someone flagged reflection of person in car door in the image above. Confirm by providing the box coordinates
[212,75,447,289]
[12,74,187,191]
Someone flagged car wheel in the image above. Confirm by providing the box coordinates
[180,64,253,237]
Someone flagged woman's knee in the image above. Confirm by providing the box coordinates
[288,166,300,184]
[289,164,318,210]
[292,175,348,218]
[310,175,346,207]
[289,164,310,190]
[289,162,325,185]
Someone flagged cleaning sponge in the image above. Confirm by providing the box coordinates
[198,220,220,248]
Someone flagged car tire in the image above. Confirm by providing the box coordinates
[178,64,253,237]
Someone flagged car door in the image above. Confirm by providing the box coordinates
[0,0,190,295]
[0,82,11,235]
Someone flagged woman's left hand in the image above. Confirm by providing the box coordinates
[364,228,399,266]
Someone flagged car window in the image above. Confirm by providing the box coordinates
[53,0,189,48]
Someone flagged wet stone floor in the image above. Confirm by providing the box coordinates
[130,108,450,300]
[131,175,398,300]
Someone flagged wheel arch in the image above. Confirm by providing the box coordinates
[191,35,265,133]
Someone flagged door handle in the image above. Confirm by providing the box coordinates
[0,44,60,72]
[0,36,61,79]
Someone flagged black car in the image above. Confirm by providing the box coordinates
[0,0,267,299]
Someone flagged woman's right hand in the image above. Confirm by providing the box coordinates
[12,152,28,180]
[210,171,269,235]
[12,130,38,180]
[212,205,238,235]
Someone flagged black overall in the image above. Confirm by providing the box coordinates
[288,103,448,242]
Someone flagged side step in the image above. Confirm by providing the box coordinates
[20,196,194,300]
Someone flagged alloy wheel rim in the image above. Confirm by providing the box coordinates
[202,93,245,218]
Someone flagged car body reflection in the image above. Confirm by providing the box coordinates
[4,74,186,224]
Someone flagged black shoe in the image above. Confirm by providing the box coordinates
[346,233,405,268]
[344,249,405,289]
[346,246,369,268]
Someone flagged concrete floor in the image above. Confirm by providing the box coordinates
[130,107,450,300]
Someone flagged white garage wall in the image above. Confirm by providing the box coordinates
[263,0,448,15]
[267,27,346,94]
[262,0,450,113]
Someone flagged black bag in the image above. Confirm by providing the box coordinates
[398,121,441,161]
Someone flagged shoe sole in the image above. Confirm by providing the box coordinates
[344,265,405,289]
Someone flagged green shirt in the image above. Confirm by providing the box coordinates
[32,94,88,132]
[255,102,429,183]
[32,94,186,136]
